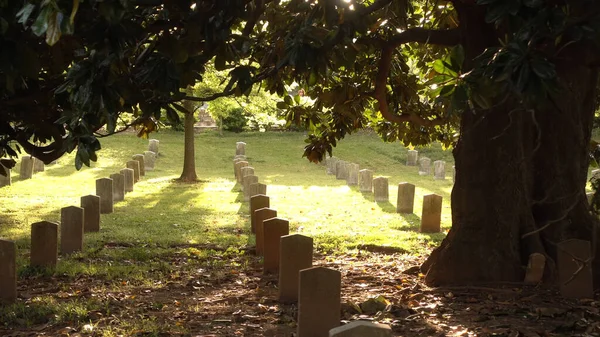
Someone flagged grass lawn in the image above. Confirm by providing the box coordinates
[0,129,456,335]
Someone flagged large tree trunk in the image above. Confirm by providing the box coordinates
[421,3,600,286]
[179,102,198,182]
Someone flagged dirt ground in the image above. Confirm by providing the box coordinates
[1,246,599,337]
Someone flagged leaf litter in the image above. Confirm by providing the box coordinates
[1,245,598,336]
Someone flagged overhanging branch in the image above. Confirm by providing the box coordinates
[372,28,460,127]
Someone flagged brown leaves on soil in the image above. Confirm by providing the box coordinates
[1,246,598,336]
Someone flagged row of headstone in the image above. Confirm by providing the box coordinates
[407,150,458,181]
[323,156,444,233]
[232,143,393,337]
[0,139,161,304]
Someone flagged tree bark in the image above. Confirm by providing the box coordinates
[179,101,198,182]
[422,3,600,286]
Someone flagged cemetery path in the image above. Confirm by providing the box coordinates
[1,247,597,336]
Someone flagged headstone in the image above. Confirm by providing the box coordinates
[329,321,392,337]
[96,178,114,214]
[109,173,125,202]
[421,194,442,233]
[336,161,348,180]
[236,161,249,183]
[396,182,415,214]
[248,183,264,200]
[0,164,11,187]
[19,155,34,179]
[254,208,277,256]
[433,160,446,180]
[453,165,456,182]
[233,157,246,180]
[524,253,546,284]
[126,160,141,183]
[591,169,600,185]
[144,151,156,171]
[257,183,267,195]
[557,239,594,299]
[298,267,341,337]
[60,206,84,254]
[418,157,431,175]
[373,177,389,202]
[327,157,339,175]
[148,139,160,155]
[250,195,270,233]
[31,221,58,268]
[132,154,145,176]
[359,169,373,193]
[120,168,134,193]
[236,142,246,156]
[406,150,418,166]
[81,195,100,232]
[243,175,259,201]
[279,234,313,303]
[240,166,255,191]
[33,157,45,173]
[0,239,17,303]
[263,218,290,274]
[346,163,359,186]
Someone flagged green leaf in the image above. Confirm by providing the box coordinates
[530,59,556,80]
[433,59,457,77]
[439,85,455,97]
[276,101,288,109]
[284,95,293,105]
[17,3,36,26]
[32,6,51,36]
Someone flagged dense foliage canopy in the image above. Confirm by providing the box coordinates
[2,0,598,169]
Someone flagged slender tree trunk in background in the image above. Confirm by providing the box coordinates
[421,2,600,286]
[179,99,198,182]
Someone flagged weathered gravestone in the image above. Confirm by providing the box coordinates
[336,161,348,180]
[418,157,431,175]
[109,173,125,202]
[235,161,249,183]
[31,221,58,268]
[250,195,270,233]
[298,267,341,337]
[406,150,418,166]
[233,156,246,180]
[326,157,338,175]
[587,192,594,206]
[132,154,146,176]
[433,160,446,180]
[254,208,277,256]
[126,160,141,183]
[279,234,313,303]
[346,163,359,186]
[60,206,84,254]
[359,169,373,193]
[373,177,389,202]
[263,218,290,274]
[453,165,456,183]
[236,142,246,156]
[329,321,392,337]
[144,151,156,171]
[421,194,442,233]
[0,164,11,187]
[557,239,594,299]
[81,195,100,232]
[524,253,546,284]
[240,166,255,191]
[0,239,17,303]
[248,183,267,201]
[148,139,160,155]
[396,182,415,214]
[243,175,259,201]
[96,178,114,214]
[20,155,34,179]
[120,168,135,193]
[33,157,45,173]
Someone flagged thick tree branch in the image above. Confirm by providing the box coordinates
[372,28,460,126]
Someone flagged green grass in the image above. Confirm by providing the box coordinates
[1,129,457,334]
